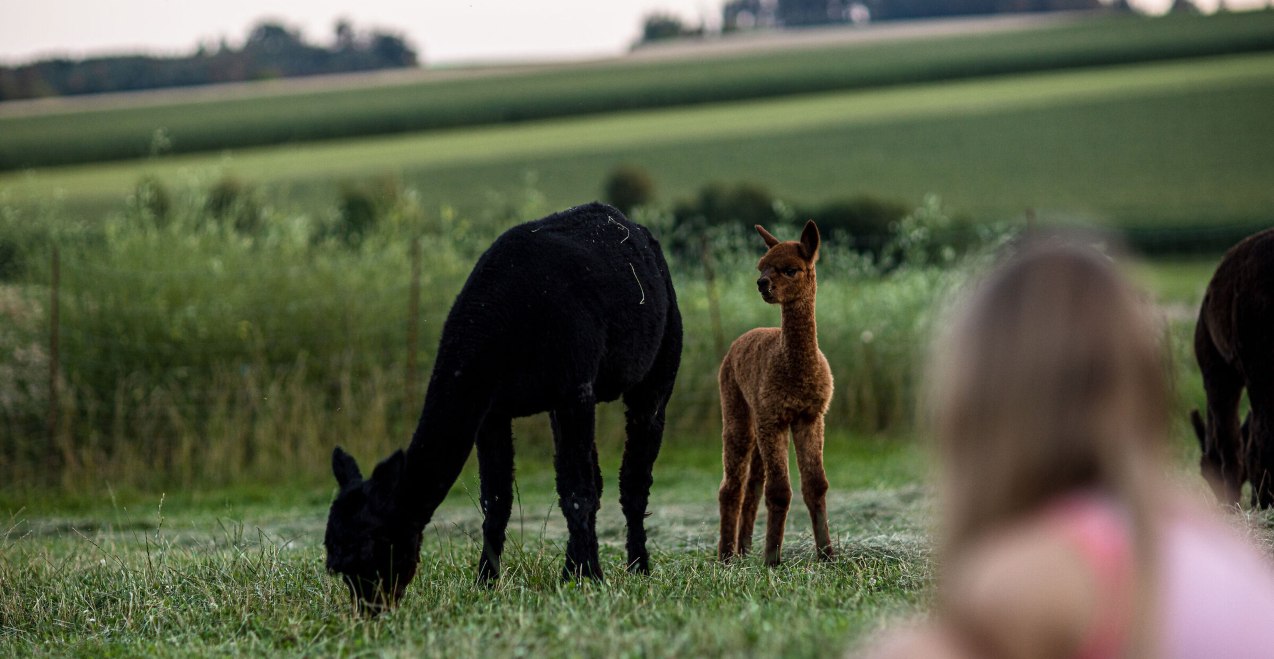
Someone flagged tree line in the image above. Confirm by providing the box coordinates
[645,0,1121,43]
[0,20,418,102]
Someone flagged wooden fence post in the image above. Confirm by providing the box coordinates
[48,246,60,448]
[700,235,726,359]
[405,236,422,408]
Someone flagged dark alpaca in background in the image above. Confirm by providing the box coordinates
[325,202,682,613]
[1192,227,1274,507]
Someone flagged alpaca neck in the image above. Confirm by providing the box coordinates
[398,357,493,531]
[779,294,820,362]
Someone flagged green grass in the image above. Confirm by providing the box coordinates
[4,11,1274,171]
[5,52,1274,231]
[0,181,962,493]
[0,437,932,657]
[0,186,1262,657]
[0,175,1239,495]
[1130,255,1222,305]
[4,429,1270,657]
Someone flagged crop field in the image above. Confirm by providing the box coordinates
[3,11,1274,170]
[5,51,1274,234]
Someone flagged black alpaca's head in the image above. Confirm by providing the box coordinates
[1189,408,1249,503]
[324,447,422,615]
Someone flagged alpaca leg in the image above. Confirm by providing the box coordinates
[736,444,764,556]
[619,386,669,574]
[1205,377,1246,504]
[756,423,792,567]
[619,314,682,571]
[1246,383,1274,508]
[718,365,753,561]
[718,435,751,562]
[794,415,833,560]
[476,414,514,585]
[1197,327,1246,504]
[550,402,603,581]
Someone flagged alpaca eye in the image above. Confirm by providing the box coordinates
[784,268,798,277]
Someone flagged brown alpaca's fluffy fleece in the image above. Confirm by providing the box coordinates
[717,221,834,566]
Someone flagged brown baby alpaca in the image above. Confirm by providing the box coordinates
[718,220,834,566]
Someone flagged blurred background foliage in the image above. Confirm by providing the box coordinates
[0,173,1005,492]
[0,9,1262,496]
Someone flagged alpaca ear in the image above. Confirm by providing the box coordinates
[332,446,363,487]
[755,225,780,249]
[371,449,406,485]
[1189,410,1206,448]
[799,220,820,262]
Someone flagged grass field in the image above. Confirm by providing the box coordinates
[0,233,1248,656]
[1,437,933,657]
[3,12,1274,170]
[5,430,1272,656]
[5,51,1274,232]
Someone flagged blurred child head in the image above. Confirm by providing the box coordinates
[928,235,1170,557]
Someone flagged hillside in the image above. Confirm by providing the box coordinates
[2,11,1273,170]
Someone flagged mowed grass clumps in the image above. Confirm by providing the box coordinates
[0,439,931,656]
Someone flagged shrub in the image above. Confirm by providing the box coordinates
[639,13,703,43]
[130,176,171,227]
[331,177,403,247]
[673,181,780,230]
[798,195,910,258]
[883,195,984,269]
[602,164,656,216]
[204,176,263,235]
[336,186,378,245]
[0,239,21,281]
[0,286,45,454]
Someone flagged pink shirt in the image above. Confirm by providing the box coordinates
[1158,508,1274,659]
[1052,495,1274,659]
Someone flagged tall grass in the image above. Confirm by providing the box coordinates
[0,183,983,495]
[0,178,1217,498]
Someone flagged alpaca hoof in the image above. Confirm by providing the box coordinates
[477,562,500,587]
[764,551,782,567]
[626,555,650,575]
[817,546,835,562]
[561,562,604,582]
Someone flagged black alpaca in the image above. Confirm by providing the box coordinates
[1191,227,1274,507]
[325,202,683,612]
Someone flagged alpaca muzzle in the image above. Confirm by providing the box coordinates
[757,277,774,301]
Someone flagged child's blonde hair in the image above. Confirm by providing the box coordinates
[928,237,1169,650]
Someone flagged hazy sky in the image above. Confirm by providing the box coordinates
[4,0,1269,67]
[0,1,729,67]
